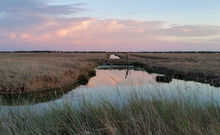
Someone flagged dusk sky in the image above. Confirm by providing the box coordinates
[0,0,220,51]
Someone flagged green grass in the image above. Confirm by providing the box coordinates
[1,92,220,135]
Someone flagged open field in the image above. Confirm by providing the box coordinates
[112,53,220,87]
[0,53,107,93]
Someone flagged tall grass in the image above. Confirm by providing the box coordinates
[115,52,220,87]
[0,91,220,135]
[124,53,220,74]
[0,53,107,93]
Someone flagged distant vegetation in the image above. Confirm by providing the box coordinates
[114,52,220,87]
[0,51,109,53]
[0,51,219,53]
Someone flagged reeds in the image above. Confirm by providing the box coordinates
[0,53,107,93]
[120,52,220,75]
[115,52,220,87]
[0,90,220,135]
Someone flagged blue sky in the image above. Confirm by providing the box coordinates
[0,0,220,51]
[50,0,220,25]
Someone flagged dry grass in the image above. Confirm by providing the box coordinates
[0,53,107,93]
[113,52,220,86]
[126,53,220,75]
[1,52,220,134]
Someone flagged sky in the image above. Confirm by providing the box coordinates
[0,0,220,51]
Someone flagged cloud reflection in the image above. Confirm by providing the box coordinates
[87,69,158,88]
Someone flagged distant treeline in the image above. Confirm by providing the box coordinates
[0,51,108,53]
[130,51,220,54]
[0,51,219,54]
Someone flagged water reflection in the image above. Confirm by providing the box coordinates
[0,66,220,115]
[87,69,158,88]
[0,83,78,106]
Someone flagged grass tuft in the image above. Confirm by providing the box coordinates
[1,92,220,135]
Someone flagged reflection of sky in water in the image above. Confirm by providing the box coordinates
[87,69,158,87]
[1,69,220,116]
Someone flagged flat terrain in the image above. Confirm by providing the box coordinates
[1,52,219,93]
[1,52,220,135]
[0,53,107,93]
[114,52,220,86]
[129,53,220,74]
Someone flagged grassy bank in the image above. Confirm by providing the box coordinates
[1,52,220,135]
[1,52,219,93]
[0,93,220,135]
[113,53,220,87]
[0,53,107,93]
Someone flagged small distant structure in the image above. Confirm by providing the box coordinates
[109,54,120,59]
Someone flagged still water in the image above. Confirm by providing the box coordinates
[0,66,220,115]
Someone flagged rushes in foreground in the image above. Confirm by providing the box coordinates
[0,93,220,135]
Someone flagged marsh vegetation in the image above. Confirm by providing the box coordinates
[0,53,107,93]
[1,92,220,135]
[0,52,220,135]
[115,52,220,87]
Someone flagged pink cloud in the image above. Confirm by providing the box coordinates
[1,18,220,51]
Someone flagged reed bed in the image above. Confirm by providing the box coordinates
[0,53,107,93]
[115,52,220,87]
[126,53,220,74]
[0,90,220,135]
[1,52,220,135]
